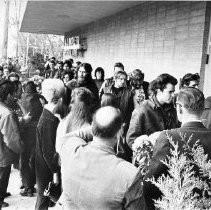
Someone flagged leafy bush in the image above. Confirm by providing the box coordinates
[148,134,211,210]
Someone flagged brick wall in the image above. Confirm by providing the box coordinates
[65,1,207,83]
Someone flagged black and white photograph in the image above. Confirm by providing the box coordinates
[0,0,211,209]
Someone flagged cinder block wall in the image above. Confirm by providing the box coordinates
[65,1,207,83]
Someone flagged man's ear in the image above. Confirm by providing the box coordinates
[178,104,183,115]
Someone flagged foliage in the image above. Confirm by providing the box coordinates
[28,52,45,76]
[132,131,161,177]
[148,133,211,210]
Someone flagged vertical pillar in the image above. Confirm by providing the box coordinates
[2,0,10,59]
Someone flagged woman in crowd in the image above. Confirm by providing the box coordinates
[35,79,65,210]
[56,87,96,152]
[94,67,105,90]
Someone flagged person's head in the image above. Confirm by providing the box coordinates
[41,79,65,104]
[130,69,145,89]
[49,60,55,70]
[75,61,81,67]
[176,87,204,123]
[12,80,22,99]
[114,62,124,75]
[8,72,19,82]
[3,65,10,77]
[149,73,178,105]
[0,80,14,102]
[66,87,96,132]
[24,81,37,94]
[114,70,127,88]
[77,63,93,83]
[57,61,63,71]
[101,93,119,108]
[69,58,74,64]
[63,72,71,84]
[95,67,105,81]
[63,60,72,71]
[92,106,122,144]
[180,73,200,89]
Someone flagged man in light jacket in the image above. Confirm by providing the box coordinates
[0,80,24,208]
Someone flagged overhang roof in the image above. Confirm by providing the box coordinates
[20,1,142,35]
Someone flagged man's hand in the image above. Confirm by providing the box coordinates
[23,112,32,123]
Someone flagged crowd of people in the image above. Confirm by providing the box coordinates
[0,56,211,210]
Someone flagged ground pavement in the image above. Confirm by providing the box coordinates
[4,168,57,210]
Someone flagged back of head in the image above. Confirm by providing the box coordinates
[177,87,204,115]
[130,69,144,81]
[114,62,124,71]
[92,106,122,139]
[42,79,65,103]
[71,87,95,108]
[66,87,96,132]
[180,73,200,88]
[24,81,37,94]
[0,80,14,102]
[101,93,119,108]
[149,73,178,95]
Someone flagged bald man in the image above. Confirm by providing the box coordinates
[57,106,146,210]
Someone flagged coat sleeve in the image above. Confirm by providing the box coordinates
[145,131,170,180]
[126,108,145,149]
[123,174,147,210]
[143,131,170,208]
[1,113,24,154]
[41,121,60,173]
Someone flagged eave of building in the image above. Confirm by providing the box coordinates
[19,0,143,35]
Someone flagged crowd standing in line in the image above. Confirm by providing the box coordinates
[0,56,211,210]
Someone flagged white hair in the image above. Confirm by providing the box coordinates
[42,79,65,103]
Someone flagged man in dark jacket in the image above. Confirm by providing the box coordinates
[99,62,125,98]
[0,80,24,208]
[35,79,65,210]
[126,73,179,150]
[67,62,99,106]
[102,70,134,162]
[143,87,211,209]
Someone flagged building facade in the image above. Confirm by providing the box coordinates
[20,1,211,96]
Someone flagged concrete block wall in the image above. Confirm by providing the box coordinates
[65,1,207,83]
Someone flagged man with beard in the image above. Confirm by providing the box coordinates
[67,63,99,104]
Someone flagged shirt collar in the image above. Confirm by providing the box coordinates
[90,139,115,155]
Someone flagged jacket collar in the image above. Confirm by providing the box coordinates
[182,121,206,129]
[89,140,115,155]
[148,95,161,110]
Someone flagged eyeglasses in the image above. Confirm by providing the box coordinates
[176,102,182,108]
